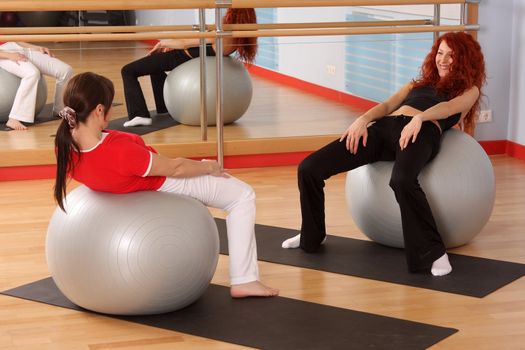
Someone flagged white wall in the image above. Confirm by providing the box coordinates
[277,8,346,92]
[475,0,514,141]
[135,4,525,145]
[135,9,197,26]
[507,0,525,145]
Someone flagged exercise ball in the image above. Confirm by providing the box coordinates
[346,129,495,248]
[0,68,48,122]
[0,12,18,27]
[46,186,219,315]
[18,11,62,27]
[163,56,252,126]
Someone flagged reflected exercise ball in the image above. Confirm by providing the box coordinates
[18,11,62,27]
[0,12,19,27]
[163,56,253,126]
[46,186,220,315]
[346,129,495,248]
[0,68,48,122]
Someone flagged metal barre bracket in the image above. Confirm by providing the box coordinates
[215,0,232,8]
[215,31,233,37]
[464,24,480,30]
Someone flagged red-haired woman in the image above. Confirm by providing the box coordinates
[282,32,486,277]
[120,8,257,127]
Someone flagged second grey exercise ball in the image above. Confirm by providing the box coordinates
[345,129,495,248]
[0,68,48,122]
[163,57,253,126]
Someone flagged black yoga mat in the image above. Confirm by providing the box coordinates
[1,103,57,131]
[2,277,457,350]
[215,219,525,298]
[107,112,180,135]
[1,103,123,131]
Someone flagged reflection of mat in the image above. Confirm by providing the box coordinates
[215,219,525,298]
[107,112,180,135]
[1,103,123,131]
[1,277,457,350]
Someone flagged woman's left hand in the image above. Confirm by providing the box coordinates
[39,46,54,57]
[399,115,422,150]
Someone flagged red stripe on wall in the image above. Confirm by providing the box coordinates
[247,65,378,111]
[223,151,311,169]
[506,140,525,161]
[2,141,524,182]
[0,152,312,182]
[479,140,508,155]
[0,165,56,182]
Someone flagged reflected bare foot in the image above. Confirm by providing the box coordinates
[230,281,279,298]
[6,118,27,130]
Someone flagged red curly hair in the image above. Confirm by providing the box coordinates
[223,8,258,64]
[412,32,486,135]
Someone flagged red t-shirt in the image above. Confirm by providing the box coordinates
[71,130,166,193]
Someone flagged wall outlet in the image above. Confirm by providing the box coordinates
[478,110,493,123]
[325,64,336,76]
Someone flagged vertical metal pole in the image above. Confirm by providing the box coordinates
[460,3,466,25]
[215,7,224,167]
[433,4,441,41]
[198,9,208,141]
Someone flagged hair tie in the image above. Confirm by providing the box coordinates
[59,106,77,129]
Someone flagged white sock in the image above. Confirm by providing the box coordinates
[281,234,326,249]
[123,116,152,127]
[431,253,452,276]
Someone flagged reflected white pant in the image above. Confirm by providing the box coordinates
[0,42,73,123]
[158,174,259,285]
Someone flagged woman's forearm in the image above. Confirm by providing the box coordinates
[168,158,215,178]
[15,42,39,49]
[358,103,389,124]
[149,154,218,178]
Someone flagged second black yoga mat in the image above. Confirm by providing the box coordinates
[107,112,180,135]
[215,219,525,298]
[2,277,457,350]
[1,103,123,131]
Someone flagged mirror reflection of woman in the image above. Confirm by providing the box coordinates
[120,9,257,127]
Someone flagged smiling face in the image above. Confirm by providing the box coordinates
[435,40,454,78]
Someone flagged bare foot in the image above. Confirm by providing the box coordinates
[6,119,27,130]
[230,281,279,298]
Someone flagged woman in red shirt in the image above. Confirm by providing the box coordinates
[54,72,278,298]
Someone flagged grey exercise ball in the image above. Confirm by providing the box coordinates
[0,68,48,122]
[346,129,495,248]
[46,186,219,315]
[163,57,253,126]
[18,11,62,27]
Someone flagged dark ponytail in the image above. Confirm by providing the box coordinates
[54,72,114,211]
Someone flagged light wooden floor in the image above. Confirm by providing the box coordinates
[0,41,362,167]
[1,41,525,349]
[1,156,525,349]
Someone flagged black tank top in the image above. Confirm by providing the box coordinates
[401,86,461,131]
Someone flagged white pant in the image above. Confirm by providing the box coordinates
[158,174,259,285]
[0,42,73,123]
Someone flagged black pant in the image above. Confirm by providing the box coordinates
[121,46,214,120]
[298,116,446,271]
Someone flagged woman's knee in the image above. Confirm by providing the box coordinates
[238,182,256,204]
[389,171,416,193]
[19,64,40,81]
[298,154,322,180]
[121,63,136,77]
[59,64,73,82]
